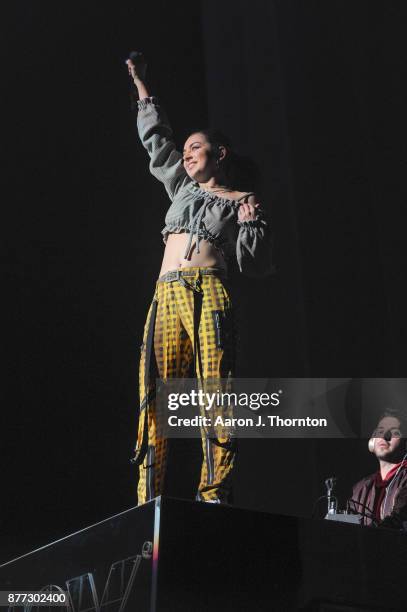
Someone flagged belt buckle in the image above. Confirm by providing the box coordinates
[165,269,181,283]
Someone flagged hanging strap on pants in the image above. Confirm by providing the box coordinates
[130,298,158,466]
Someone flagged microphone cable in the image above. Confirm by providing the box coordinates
[347,498,378,527]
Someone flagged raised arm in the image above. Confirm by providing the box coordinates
[126,54,190,200]
[236,195,273,278]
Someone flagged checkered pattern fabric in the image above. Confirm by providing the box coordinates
[135,267,236,504]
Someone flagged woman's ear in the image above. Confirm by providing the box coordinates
[217,145,227,162]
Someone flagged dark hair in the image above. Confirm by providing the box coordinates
[378,408,407,434]
[188,128,260,192]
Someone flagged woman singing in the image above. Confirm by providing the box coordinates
[126,53,271,505]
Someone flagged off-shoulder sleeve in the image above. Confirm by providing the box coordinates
[235,212,273,278]
[136,97,191,200]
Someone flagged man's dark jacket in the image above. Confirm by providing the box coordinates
[349,465,407,528]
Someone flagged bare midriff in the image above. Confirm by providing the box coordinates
[159,233,227,277]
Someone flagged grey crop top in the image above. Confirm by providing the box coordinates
[136,96,272,277]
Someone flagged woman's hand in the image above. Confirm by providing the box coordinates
[126,52,149,100]
[238,201,259,222]
[126,53,147,84]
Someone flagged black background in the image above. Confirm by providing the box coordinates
[4,0,407,562]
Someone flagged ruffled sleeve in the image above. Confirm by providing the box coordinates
[235,213,273,278]
[136,97,191,200]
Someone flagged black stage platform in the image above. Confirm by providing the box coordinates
[1,497,406,611]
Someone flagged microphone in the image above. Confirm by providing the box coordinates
[128,51,147,78]
[325,476,338,515]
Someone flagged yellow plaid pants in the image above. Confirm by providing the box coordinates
[134,267,236,505]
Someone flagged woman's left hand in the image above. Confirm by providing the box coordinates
[238,202,259,222]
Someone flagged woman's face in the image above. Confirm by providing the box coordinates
[182,133,218,181]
